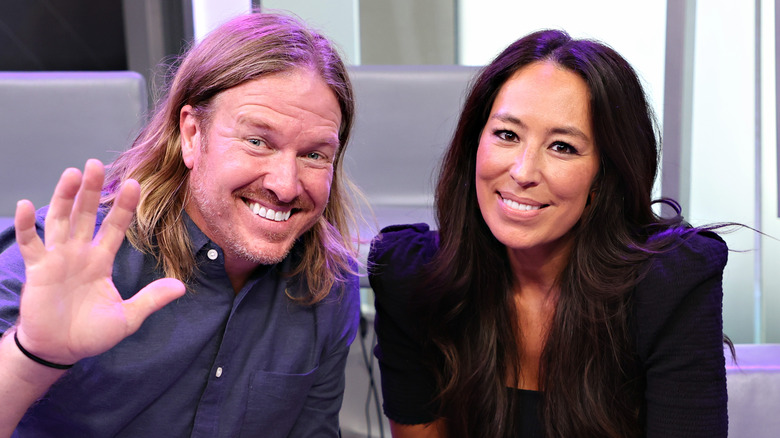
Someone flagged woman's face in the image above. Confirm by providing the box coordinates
[475,61,599,261]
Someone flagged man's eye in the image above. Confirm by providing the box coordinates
[307,152,324,160]
[248,138,266,147]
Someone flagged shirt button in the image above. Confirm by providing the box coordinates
[215,367,223,378]
[207,249,218,260]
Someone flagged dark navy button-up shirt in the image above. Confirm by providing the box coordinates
[0,209,360,437]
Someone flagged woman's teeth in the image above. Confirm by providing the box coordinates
[502,197,541,211]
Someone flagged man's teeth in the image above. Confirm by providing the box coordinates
[502,197,541,211]
[247,201,291,221]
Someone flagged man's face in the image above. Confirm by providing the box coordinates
[180,68,342,274]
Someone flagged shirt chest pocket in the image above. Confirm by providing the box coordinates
[239,366,319,437]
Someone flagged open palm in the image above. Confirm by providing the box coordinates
[13,159,185,366]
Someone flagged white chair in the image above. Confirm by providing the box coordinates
[344,65,479,289]
[727,343,780,438]
[0,71,147,229]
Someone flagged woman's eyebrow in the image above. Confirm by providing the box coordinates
[491,112,590,142]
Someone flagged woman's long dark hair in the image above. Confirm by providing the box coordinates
[421,29,702,437]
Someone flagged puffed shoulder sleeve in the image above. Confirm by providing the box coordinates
[368,223,440,425]
[635,231,729,437]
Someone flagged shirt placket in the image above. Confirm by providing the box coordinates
[190,243,242,438]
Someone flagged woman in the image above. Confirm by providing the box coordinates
[369,29,730,438]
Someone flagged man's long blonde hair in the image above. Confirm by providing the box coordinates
[102,12,358,304]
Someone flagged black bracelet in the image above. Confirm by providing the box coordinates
[13,331,74,370]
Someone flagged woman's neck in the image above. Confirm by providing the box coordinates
[506,237,574,391]
[507,236,573,298]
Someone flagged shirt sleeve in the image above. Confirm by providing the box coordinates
[0,228,24,333]
[288,269,361,437]
[369,223,440,425]
[635,231,729,437]
[0,210,47,333]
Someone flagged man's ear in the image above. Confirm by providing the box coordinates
[180,105,200,169]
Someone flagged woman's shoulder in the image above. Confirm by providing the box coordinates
[367,223,438,298]
[642,228,728,281]
[634,229,729,352]
[368,223,439,276]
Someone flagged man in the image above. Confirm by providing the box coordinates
[0,12,360,437]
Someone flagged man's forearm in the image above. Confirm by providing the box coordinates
[0,327,66,438]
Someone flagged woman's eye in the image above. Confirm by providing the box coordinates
[306,151,324,160]
[550,141,577,154]
[495,130,518,141]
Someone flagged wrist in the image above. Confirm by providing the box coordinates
[0,328,67,385]
[12,325,80,368]
[13,331,74,370]
[0,328,67,433]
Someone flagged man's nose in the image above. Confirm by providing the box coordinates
[263,154,302,203]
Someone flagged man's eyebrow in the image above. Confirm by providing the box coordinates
[236,116,341,148]
[236,116,272,131]
[320,136,341,149]
[491,112,590,142]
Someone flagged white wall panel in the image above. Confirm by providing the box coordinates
[191,0,251,42]
[689,1,759,343]
[261,0,360,64]
[761,0,780,342]
[458,0,667,127]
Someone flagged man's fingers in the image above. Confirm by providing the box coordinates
[44,167,83,247]
[94,179,141,256]
[71,160,106,241]
[15,200,45,264]
[124,278,186,333]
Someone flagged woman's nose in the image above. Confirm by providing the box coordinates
[509,146,542,187]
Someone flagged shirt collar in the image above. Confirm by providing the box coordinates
[182,210,211,254]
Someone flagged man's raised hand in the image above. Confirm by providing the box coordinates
[12,159,185,367]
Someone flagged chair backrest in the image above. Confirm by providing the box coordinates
[726,343,780,438]
[345,65,480,235]
[0,71,147,228]
[343,65,479,288]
